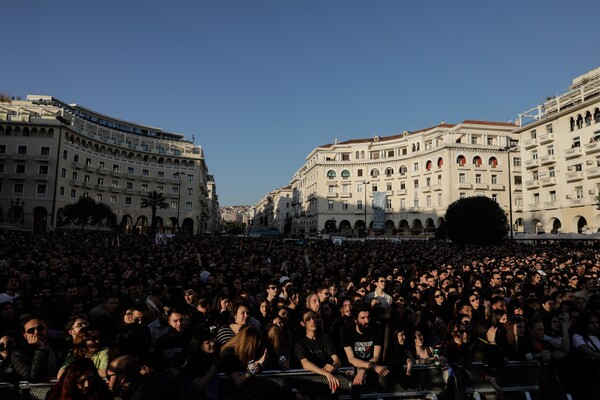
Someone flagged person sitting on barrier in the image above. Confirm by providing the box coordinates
[107,355,159,400]
[47,357,114,400]
[382,321,414,389]
[340,303,388,398]
[295,309,342,396]
[58,326,110,380]
[11,314,61,382]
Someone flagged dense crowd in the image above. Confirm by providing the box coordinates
[0,232,599,400]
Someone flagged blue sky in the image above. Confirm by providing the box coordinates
[3,1,599,205]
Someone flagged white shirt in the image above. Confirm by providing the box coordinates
[573,333,600,352]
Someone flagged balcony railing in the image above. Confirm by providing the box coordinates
[564,147,583,159]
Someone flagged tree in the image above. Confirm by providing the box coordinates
[63,196,116,231]
[444,196,508,246]
[140,191,169,235]
[91,202,117,230]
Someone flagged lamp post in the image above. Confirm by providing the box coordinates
[363,180,370,237]
[501,145,517,240]
[176,173,185,234]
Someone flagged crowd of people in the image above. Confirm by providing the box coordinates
[0,231,599,399]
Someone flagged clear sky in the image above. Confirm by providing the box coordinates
[3,1,599,206]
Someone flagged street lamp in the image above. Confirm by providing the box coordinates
[176,173,186,233]
[500,145,517,240]
[363,180,370,237]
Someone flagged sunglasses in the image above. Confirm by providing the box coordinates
[435,294,444,298]
[105,371,118,380]
[26,325,46,334]
[268,286,278,289]
[453,329,467,334]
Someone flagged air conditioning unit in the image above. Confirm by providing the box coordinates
[589,190,597,195]
[587,160,594,165]
[566,195,571,199]
[567,166,574,171]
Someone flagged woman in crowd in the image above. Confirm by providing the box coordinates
[263,323,291,370]
[216,301,250,346]
[182,329,219,400]
[212,293,232,328]
[0,334,17,382]
[59,326,110,379]
[498,315,526,361]
[47,357,113,400]
[256,299,271,328]
[570,310,600,398]
[382,321,414,389]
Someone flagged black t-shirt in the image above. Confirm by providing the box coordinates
[339,325,383,362]
[294,334,336,368]
[219,347,246,375]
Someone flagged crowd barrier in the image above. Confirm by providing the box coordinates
[0,361,546,399]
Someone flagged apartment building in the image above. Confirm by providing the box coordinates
[0,95,219,234]
[515,67,600,234]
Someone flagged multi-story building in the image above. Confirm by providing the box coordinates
[250,185,293,235]
[515,67,600,234]
[264,120,521,236]
[0,95,219,234]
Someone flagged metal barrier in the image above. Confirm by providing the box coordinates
[465,361,541,400]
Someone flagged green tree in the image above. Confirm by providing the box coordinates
[141,191,169,235]
[444,196,508,245]
[63,196,116,231]
[91,202,117,230]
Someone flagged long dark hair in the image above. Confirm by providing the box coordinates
[47,357,113,400]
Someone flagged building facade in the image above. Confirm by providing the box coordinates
[515,67,600,234]
[0,95,219,234]
[258,120,522,237]
[250,185,293,235]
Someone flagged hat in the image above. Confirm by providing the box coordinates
[200,271,211,283]
[279,276,290,284]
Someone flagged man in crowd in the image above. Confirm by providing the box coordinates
[11,315,60,382]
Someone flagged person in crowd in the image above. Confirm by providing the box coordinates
[181,329,219,400]
[0,334,17,382]
[382,321,414,390]
[212,293,232,328]
[152,307,191,373]
[11,314,61,382]
[570,310,600,398]
[340,303,389,399]
[365,275,393,309]
[107,355,159,400]
[216,301,250,346]
[0,301,18,338]
[113,304,151,367]
[468,319,506,395]
[47,357,114,400]
[59,326,110,379]
[264,323,291,370]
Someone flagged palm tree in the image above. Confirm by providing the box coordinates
[141,191,169,235]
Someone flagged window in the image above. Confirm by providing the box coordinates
[547,146,554,155]
[459,193,466,199]
[40,147,50,155]
[0,163,3,172]
[112,164,119,172]
[372,184,378,192]
[357,200,363,210]
[575,186,584,198]
[357,184,363,193]
[343,201,348,210]
[515,197,523,207]
[342,184,350,193]
[328,185,335,193]
[426,177,431,187]
[111,195,117,204]
[172,187,179,195]
[14,183,24,194]
[400,181,406,190]
[17,145,27,155]
[475,174,482,184]
[533,193,540,204]
[187,174,194,181]
[16,164,25,173]
[97,177,104,185]
[71,189,77,198]
[459,173,466,183]
[471,136,479,144]
[96,194,103,202]
[387,150,394,157]
[487,137,494,145]
[60,187,65,196]
[550,191,557,202]
[385,167,394,177]
[491,194,497,203]
[572,137,580,148]
[399,165,408,175]
[546,124,553,134]
[185,201,192,210]
[186,188,193,195]
[157,171,165,178]
[549,167,555,177]
[530,130,537,139]
[73,154,79,162]
[370,169,379,178]
[61,168,66,178]
[112,180,119,187]
[437,193,442,206]
[387,198,392,209]
[491,174,497,184]
[125,197,132,205]
[84,175,90,182]
[575,164,582,172]
[426,196,432,207]
[513,157,521,167]
[142,169,149,177]
[437,175,442,184]
[158,147,165,154]
[63,150,68,160]
[128,167,134,175]
[342,153,350,161]
[141,184,148,191]
[99,161,105,169]
[126,182,133,189]
[0,145,6,154]
[72,172,77,180]
[171,201,177,209]
[532,151,538,160]
[533,171,539,180]
[413,163,419,171]
[400,198,406,209]
[386,182,392,191]
[328,200,334,210]
[327,170,336,179]
[357,169,363,177]
[514,176,522,185]
[413,180,418,189]
[413,197,419,207]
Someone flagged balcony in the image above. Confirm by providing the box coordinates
[564,147,583,159]
[96,184,108,191]
[525,180,540,189]
[524,159,539,169]
[523,138,539,149]
[408,207,420,213]
[82,181,93,189]
[539,155,556,165]
[97,168,108,175]
[326,192,338,198]
[585,141,600,154]
[71,161,83,169]
[125,188,136,195]
[565,171,584,182]
[111,170,123,178]
[140,175,152,181]
[457,182,472,190]
[569,198,586,207]
[156,177,166,183]
[126,173,136,180]
[33,174,49,181]
[340,192,352,198]
[84,164,95,172]
[35,155,51,162]
[490,183,504,191]
[9,173,25,180]
[12,153,29,161]
[109,186,121,193]
[540,177,557,186]
[70,179,81,187]
[539,133,555,144]
[421,186,431,193]
[431,184,443,191]
[474,183,489,190]
[396,189,407,195]
[544,201,560,209]
[529,203,542,211]
[587,167,600,178]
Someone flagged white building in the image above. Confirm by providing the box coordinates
[515,67,600,234]
[250,185,293,235]
[258,120,521,237]
[0,95,219,234]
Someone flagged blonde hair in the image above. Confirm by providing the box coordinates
[220,326,262,365]
[266,323,288,356]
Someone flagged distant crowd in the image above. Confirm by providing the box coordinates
[0,232,599,400]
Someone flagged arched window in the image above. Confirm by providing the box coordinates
[489,157,498,167]
[437,157,444,168]
[594,108,600,124]
[456,155,466,166]
[341,170,351,179]
[355,151,360,159]
[473,156,482,166]
[399,165,408,175]
[385,167,394,177]
[576,114,584,129]
[570,117,575,132]
[585,111,592,127]
[370,168,379,178]
[327,170,336,179]
[425,160,433,171]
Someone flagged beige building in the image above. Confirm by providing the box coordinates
[258,120,521,237]
[0,95,219,234]
[250,185,293,234]
[515,67,600,234]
